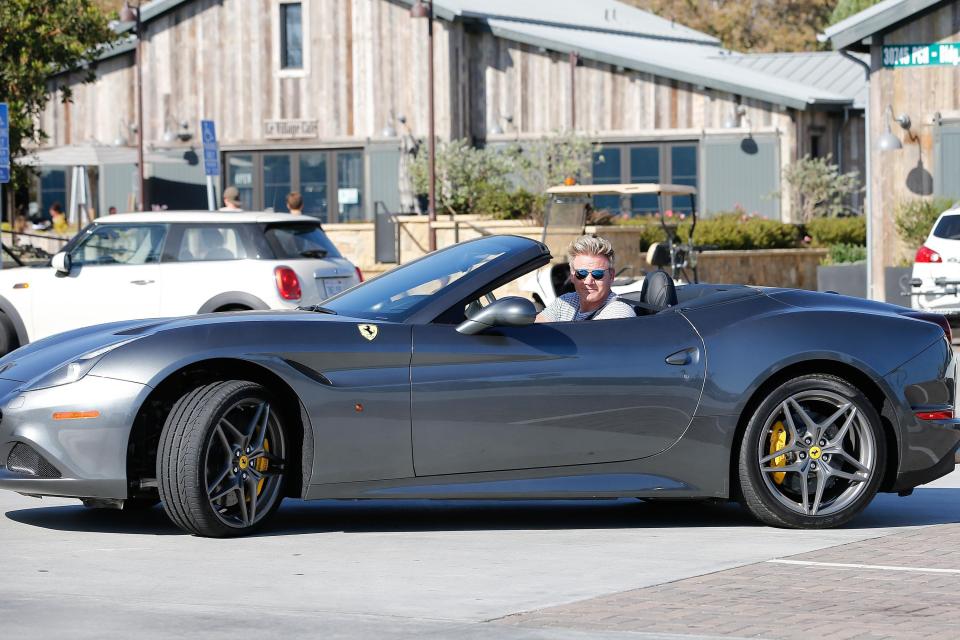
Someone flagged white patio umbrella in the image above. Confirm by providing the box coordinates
[17,143,186,223]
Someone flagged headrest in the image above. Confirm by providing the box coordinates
[640,270,678,309]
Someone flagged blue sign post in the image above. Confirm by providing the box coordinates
[0,103,10,244]
[201,119,219,210]
[0,103,10,185]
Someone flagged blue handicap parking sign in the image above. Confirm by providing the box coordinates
[0,166,9,183]
[201,119,219,177]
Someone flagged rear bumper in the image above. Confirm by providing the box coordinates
[883,337,960,491]
[0,375,150,499]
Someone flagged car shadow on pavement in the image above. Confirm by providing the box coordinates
[5,487,957,536]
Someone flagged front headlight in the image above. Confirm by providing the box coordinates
[25,339,138,391]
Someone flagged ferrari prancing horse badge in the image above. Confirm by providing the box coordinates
[358,324,379,341]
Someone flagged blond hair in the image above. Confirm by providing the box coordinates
[567,235,615,269]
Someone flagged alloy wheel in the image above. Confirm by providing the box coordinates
[756,389,876,517]
[204,398,286,529]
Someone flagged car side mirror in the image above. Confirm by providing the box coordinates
[51,251,72,275]
[456,296,537,335]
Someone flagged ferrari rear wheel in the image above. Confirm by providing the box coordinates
[738,374,886,529]
[157,381,287,537]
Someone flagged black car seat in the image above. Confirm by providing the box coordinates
[632,270,678,315]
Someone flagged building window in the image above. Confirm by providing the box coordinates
[222,149,365,223]
[591,142,698,217]
[280,3,303,69]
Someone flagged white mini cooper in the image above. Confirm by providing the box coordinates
[0,211,361,355]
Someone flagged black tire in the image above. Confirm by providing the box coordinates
[157,381,288,537]
[0,312,17,356]
[738,374,886,529]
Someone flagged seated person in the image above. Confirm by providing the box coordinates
[536,235,636,322]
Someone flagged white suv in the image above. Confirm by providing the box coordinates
[911,205,960,316]
[0,211,361,354]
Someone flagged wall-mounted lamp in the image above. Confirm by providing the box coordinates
[723,105,747,129]
[489,114,513,135]
[112,119,132,147]
[162,118,194,144]
[877,105,903,151]
[381,110,400,137]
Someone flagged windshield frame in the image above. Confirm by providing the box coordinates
[319,235,548,324]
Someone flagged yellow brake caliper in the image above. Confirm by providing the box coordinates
[255,439,270,495]
[769,421,787,485]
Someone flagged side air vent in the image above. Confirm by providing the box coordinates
[6,443,62,479]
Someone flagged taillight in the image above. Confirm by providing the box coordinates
[355,266,364,282]
[903,310,952,342]
[915,410,954,421]
[274,266,301,300]
[915,245,942,263]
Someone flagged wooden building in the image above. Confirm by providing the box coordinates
[33,0,866,228]
[825,0,960,299]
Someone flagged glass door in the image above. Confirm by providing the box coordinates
[299,152,328,218]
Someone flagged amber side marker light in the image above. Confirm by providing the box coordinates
[915,410,953,421]
[53,411,101,421]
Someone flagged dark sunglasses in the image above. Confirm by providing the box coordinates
[573,268,610,280]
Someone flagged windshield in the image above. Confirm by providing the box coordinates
[322,236,530,321]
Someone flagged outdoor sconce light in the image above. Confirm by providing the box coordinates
[489,114,513,135]
[723,105,747,129]
[112,120,130,147]
[877,105,904,151]
[381,110,399,137]
[162,119,193,143]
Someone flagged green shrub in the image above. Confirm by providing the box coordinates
[894,197,957,252]
[615,211,799,250]
[685,213,799,250]
[822,243,867,265]
[805,216,866,246]
[777,154,861,222]
[476,188,536,220]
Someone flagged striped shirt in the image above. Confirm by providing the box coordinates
[540,292,636,322]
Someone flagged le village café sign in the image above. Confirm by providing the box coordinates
[263,119,319,139]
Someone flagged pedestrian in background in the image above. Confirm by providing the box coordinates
[220,186,243,211]
[286,192,303,215]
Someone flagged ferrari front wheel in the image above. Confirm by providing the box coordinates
[157,381,287,537]
[738,374,886,529]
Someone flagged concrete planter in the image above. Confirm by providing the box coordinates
[884,266,912,307]
[816,263,867,298]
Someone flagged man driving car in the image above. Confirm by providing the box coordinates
[536,235,635,322]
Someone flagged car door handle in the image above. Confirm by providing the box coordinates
[130,279,155,285]
[665,347,698,366]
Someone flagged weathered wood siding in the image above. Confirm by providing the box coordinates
[869,2,960,296]
[457,29,790,138]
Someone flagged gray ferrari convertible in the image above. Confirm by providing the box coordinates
[0,235,957,536]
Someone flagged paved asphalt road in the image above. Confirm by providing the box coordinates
[1,466,957,639]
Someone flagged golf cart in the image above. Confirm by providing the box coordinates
[519,183,701,309]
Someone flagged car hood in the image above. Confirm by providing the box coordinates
[0,309,346,384]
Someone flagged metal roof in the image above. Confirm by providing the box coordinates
[821,0,949,51]
[487,19,853,110]
[720,52,869,109]
[406,0,720,45]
